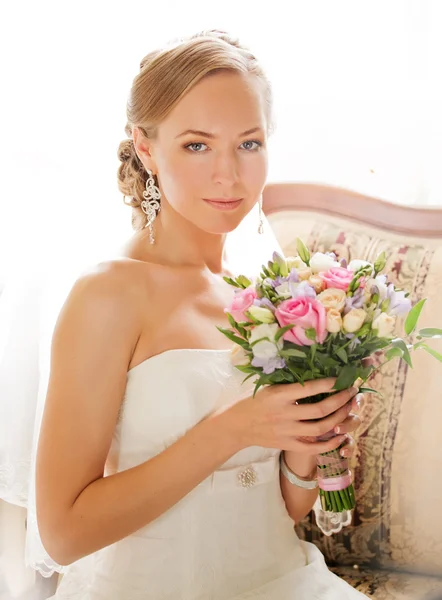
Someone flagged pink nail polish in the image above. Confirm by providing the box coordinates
[335,426,341,434]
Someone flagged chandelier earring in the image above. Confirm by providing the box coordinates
[141,169,161,244]
[258,196,264,234]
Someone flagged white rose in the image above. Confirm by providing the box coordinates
[372,312,396,338]
[317,288,347,312]
[275,282,292,298]
[348,259,374,274]
[286,256,307,270]
[310,252,340,274]
[343,308,367,333]
[326,309,343,333]
[248,305,276,324]
[249,323,283,360]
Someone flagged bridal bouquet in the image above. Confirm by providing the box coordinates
[219,240,442,515]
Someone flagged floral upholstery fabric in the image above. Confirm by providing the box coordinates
[268,210,442,598]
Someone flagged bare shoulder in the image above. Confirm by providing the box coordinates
[37,258,149,552]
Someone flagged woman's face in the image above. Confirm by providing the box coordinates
[137,71,269,235]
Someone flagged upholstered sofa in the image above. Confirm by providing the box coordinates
[264,182,442,600]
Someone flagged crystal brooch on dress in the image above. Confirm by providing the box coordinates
[238,466,258,488]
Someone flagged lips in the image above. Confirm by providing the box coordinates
[203,198,243,211]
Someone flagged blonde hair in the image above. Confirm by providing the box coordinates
[117,30,272,230]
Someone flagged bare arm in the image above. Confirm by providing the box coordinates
[279,453,319,523]
[36,264,240,566]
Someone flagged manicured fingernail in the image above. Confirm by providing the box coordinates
[340,449,349,457]
[335,426,341,433]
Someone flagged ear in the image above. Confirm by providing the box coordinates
[133,127,157,174]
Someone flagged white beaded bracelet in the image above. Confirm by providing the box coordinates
[279,452,318,490]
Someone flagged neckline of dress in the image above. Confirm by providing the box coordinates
[127,347,232,376]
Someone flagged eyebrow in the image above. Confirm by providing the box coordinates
[175,127,263,139]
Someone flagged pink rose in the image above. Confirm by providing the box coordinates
[227,287,257,322]
[320,267,354,291]
[275,297,327,346]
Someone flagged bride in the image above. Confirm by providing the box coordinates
[31,30,367,599]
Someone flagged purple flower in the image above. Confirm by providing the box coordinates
[340,258,348,269]
[290,280,317,299]
[272,275,287,288]
[288,269,300,283]
[344,288,365,314]
[253,297,276,312]
[251,355,286,374]
[387,286,412,317]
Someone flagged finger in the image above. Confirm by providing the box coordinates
[350,393,364,413]
[295,399,354,437]
[284,434,347,456]
[334,414,361,435]
[293,386,359,421]
[339,436,356,458]
[362,357,375,368]
[272,378,337,403]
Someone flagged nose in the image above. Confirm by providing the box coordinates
[211,150,239,187]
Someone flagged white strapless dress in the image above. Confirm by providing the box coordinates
[49,349,366,599]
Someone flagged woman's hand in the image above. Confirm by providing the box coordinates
[228,378,362,456]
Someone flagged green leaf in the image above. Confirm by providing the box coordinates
[404,298,427,335]
[359,386,382,396]
[275,324,295,342]
[418,343,442,363]
[385,346,404,361]
[253,374,271,397]
[227,313,238,330]
[333,365,359,391]
[305,328,317,342]
[296,238,311,266]
[269,370,295,384]
[235,365,260,374]
[336,348,348,364]
[216,327,249,350]
[223,276,241,288]
[286,364,304,383]
[280,348,307,358]
[391,338,413,367]
[237,275,252,288]
[418,328,442,339]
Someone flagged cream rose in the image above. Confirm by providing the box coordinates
[297,267,313,281]
[231,345,250,367]
[310,252,340,274]
[326,309,343,333]
[372,312,396,338]
[317,288,347,312]
[343,308,367,333]
[309,274,326,293]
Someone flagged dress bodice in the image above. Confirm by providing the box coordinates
[52,349,365,599]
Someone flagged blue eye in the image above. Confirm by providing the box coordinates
[185,142,208,152]
[240,140,262,151]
